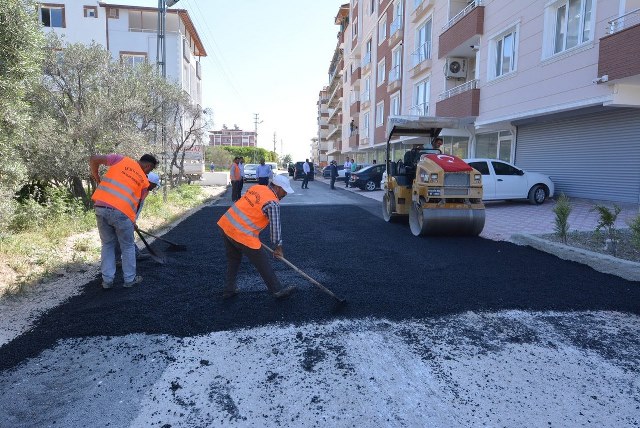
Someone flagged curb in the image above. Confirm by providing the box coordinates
[511,234,640,282]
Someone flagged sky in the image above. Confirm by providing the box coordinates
[116,0,345,161]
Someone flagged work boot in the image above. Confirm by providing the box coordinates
[102,280,113,290]
[273,286,296,299]
[123,275,143,288]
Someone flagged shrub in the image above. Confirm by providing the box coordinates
[629,213,640,250]
[553,194,572,244]
[592,204,622,256]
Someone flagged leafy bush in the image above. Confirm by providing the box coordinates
[592,204,622,256]
[553,193,572,244]
[629,213,640,250]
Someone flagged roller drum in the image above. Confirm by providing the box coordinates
[409,203,485,236]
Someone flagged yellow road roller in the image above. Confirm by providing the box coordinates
[382,116,485,236]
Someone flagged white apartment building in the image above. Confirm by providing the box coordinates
[323,0,640,203]
[37,1,206,107]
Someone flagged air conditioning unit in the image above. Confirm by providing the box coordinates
[445,57,467,79]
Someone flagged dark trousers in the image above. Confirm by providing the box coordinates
[344,171,351,187]
[231,180,242,201]
[330,176,336,189]
[301,173,309,188]
[258,177,269,185]
[221,231,281,294]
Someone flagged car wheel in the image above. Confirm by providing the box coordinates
[528,185,546,205]
[365,180,376,191]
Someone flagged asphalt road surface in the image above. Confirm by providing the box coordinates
[1,179,639,427]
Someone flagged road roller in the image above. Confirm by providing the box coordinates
[382,116,485,236]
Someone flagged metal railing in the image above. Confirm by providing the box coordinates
[388,65,401,82]
[362,51,372,67]
[411,42,432,67]
[390,15,403,36]
[350,91,360,105]
[442,0,482,32]
[409,103,429,116]
[607,8,640,34]
[438,79,479,101]
[361,88,370,102]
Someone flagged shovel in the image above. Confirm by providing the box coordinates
[136,228,187,251]
[135,228,166,264]
[263,244,347,305]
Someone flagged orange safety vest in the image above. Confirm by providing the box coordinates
[91,157,149,222]
[230,163,241,181]
[217,185,278,249]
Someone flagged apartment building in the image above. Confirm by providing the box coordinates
[315,87,330,166]
[322,0,640,203]
[37,1,206,107]
[209,126,256,147]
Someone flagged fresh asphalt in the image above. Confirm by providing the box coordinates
[1,176,639,426]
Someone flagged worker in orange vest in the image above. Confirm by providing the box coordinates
[90,153,158,289]
[217,174,296,299]
[230,157,242,202]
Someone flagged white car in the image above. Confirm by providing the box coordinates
[464,158,554,205]
[243,164,258,182]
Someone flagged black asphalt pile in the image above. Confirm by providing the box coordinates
[1,201,640,372]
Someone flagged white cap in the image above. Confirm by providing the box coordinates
[271,174,294,194]
[147,172,161,187]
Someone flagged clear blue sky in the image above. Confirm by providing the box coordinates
[115,0,344,161]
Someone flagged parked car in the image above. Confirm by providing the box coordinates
[266,162,278,173]
[338,163,370,181]
[322,164,345,179]
[243,163,258,182]
[464,158,555,205]
[287,163,295,176]
[293,161,315,181]
[349,164,386,191]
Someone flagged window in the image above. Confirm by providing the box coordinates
[40,4,65,28]
[377,59,385,86]
[121,53,146,67]
[547,0,593,56]
[362,76,371,102]
[83,6,97,18]
[413,78,429,115]
[391,93,400,116]
[369,0,375,15]
[183,38,191,62]
[378,15,387,44]
[490,27,517,79]
[352,17,358,39]
[363,112,370,137]
[389,46,402,82]
[475,131,512,161]
[468,161,490,175]
[376,102,384,127]
[390,1,403,35]
[413,19,432,67]
[107,7,119,19]
[492,161,520,176]
[363,38,372,66]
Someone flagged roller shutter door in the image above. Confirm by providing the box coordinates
[515,108,640,203]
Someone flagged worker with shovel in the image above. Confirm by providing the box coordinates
[217,174,296,300]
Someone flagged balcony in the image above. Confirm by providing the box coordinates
[327,86,343,109]
[409,103,429,116]
[389,15,403,46]
[327,123,342,141]
[598,9,640,84]
[439,0,484,59]
[328,105,342,125]
[349,129,359,148]
[361,89,371,109]
[351,64,362,84]
[362,51,372,74]
[436,79,480,117]
[410,42,432,77]
[350,92,361,116]
[387,65,402,93]
[411,0,433,23]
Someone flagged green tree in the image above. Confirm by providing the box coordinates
[204,146,234,171]
[0,0,45,229]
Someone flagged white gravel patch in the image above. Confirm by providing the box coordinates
[1,311,638,427]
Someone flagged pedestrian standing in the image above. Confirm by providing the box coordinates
[210,162,215,172]
[230,157,242,201]
[90,153,158,289]
[301,159,311,189]
[238,157,246,196]
[343,157,352,188]
[217,174,297,300]
[329,160,338,189]
[256,159,272,185]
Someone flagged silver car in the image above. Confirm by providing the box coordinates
[243,164,258,182]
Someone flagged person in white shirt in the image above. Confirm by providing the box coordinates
[301,159,312,189]
[343,157,353,188]
[256,159,273,185]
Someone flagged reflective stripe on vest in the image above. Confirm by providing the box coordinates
[91,157,148,222]
[217,185,278,249]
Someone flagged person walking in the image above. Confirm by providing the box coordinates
[301,159,311,189]
[238,157,246,196]
[230,157,242,201]
[217,174,297,300]
[343,157,352,188]
[209,162,215,172]
[329,160,338,189]
[256,159,273,185]
[90,153,158,289]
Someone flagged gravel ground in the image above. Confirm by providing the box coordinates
[540,230,640,263]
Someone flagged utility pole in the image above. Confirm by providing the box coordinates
[273,132,277,156]
[156,0,179,201]
[253,113,262,163]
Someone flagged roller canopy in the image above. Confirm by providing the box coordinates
[385,116,463,142]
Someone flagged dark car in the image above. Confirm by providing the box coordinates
[293,161,314,181]
[322,164,345,179]
[349,164,386,191]
[287,163,295,176]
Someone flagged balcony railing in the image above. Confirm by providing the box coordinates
[390,15,403,36]
[413,0,423,10]
[438,79,479,101]
[361,89,370,102]
[411,42,431,67]
[362,51,372,67]
[442,0,482,32]
[607,8,640,34]
[409,103,429,116]
[350,91,360,105]
[388,65,401,82]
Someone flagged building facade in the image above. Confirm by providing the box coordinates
[321,0,640,203]
[209,126,256,147]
